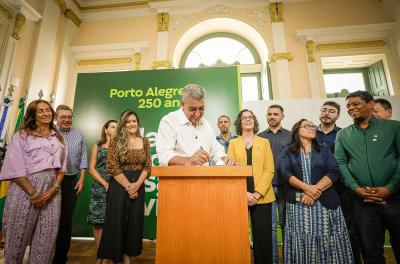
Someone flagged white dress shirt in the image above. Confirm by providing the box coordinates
[156,108,226,165]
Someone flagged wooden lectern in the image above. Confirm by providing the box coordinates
[151,166,252,264]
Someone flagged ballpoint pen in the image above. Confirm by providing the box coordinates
[199,146,214,166]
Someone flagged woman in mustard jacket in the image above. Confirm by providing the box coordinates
[227,109,275,264]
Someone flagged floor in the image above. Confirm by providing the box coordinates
[0,239,396,263]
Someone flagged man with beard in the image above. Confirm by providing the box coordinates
[316,101,341,153]
[216,115,236,153]
[258,105,291,264]
[317,101,362,263]
[335,90,400,264]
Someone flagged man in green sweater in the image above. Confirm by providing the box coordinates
[335,90,400,264]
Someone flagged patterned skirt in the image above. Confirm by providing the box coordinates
[87,181,108,225]
[3,169,61,264]
[284,201,354,264]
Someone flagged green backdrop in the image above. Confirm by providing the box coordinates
[72,66,241,238]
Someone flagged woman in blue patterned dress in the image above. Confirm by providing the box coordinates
[87,120,117,251]
[280,119,353,263]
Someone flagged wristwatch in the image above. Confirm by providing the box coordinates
[53,183,60,192]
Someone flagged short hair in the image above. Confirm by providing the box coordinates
[182,84,206,101]
[346,90,374,103]
[374,98,392,110]
[268,104,284,112]
[218,115,230,122]
[322,101,341,115]
[56,104,73,114]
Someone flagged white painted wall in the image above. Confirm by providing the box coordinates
[242,96,400,133]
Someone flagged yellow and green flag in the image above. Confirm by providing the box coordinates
[0,97,25,226]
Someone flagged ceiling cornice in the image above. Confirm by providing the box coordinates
[1,0,42,21]
[73,0,149,11]
[69,0,309,22]
[296,23,395,43]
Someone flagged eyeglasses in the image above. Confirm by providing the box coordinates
[241,116,254,121]
[59,116,73,120]
[301,124,318,130]
[320,108,337,114]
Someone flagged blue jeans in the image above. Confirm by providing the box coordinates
[272,186,285,264]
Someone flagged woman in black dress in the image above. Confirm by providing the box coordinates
[97,110,151,264]
[87,120,117,253]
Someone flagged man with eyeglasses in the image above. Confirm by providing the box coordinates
[316,101,341,153]
[156,84,234,166]
[335,90,400,264]
[316,100,362,263]
[53,105,88,264]
[258,104,291,264]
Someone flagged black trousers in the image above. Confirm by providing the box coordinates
[250,203,272,264]
[52,175,78,264]
[337,186,362,264]
[353,196,400,264]
[97,170,144,262]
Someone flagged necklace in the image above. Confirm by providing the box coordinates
[242,134,254,149]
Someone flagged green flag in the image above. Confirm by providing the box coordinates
[15,97,25,130]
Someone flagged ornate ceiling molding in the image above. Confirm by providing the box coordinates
[1,0,41,21]
[71,42,149,64]
[0,3,12,20]
[205,4,231,14]
[296,23,395,43]
[270,52,293,62]
[53,0,82,27]
[77,57,133,66]
[316,40,386,51]
[247,9,268,26]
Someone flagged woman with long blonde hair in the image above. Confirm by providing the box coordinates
[97,110,151,264]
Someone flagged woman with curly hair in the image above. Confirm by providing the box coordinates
[0,99,66,263]
[227,109,275,264]
[97,110,151,264]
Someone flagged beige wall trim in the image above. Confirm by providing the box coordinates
[53,0,81,27]
[0,3,12,19]
[269,2,283,22]
[157,12,169,32]
[151,60,171,69]
[72,0,148,11]
[270,52,293,62]
[77,57,133,66]
[297,23,394,44]
[134,52,141,70]
[11,13,26,40]
[306,40,314,62]
[316,40,386,51]
[65,9,81,27]
[53,0,67,12]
